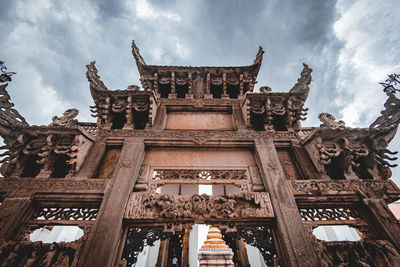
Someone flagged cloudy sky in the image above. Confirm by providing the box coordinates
[1,0,399,186]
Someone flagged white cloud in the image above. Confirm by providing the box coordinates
[132,0,181,21]
[334,0,400,126]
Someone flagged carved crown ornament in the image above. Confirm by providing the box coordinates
[301,91,399,181]
[242,64,312,131]
[131,40,264,99]
[86,61,158,130]
[0,127,93,178]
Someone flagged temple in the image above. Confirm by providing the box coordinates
[0,40,400,266]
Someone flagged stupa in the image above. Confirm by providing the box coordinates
[198,227,234,267]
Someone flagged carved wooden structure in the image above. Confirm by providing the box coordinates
[0,41,400,266]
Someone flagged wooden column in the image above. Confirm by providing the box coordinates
[0,198,31,239]
[76,137,106,178]
[360,197,400,251]
[78,137,145,267]
[254,138,319,267]
[182,228,190,267]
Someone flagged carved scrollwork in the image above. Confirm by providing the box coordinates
[33,207,99,221]
[125,192,274,220]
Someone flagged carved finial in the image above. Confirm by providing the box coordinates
[253,46,264,65]
[318,112,346,130]
[289,63,312,101]
[260,86,271,93]
[0,83,28,138]
[369,82,400,130]
[49,108,79,127]
[131,40,147,74]
[86,61,108,92]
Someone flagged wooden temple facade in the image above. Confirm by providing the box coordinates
[0,41,400,266]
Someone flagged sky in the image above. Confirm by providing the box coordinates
[0,0,399,186]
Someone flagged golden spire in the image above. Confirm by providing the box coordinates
[201,226,230,250]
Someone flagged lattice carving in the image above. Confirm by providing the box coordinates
[153,169,247,181]
[299,207,359,222]
[225,225,279,266]
[33,207,98,221]
[125,192,274,220]
[121,226,168,267]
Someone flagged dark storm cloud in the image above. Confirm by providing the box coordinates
[0,0,399,184]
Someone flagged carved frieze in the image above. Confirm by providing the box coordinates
[100,129,297,143]
[125,192,274,221]
[0,240,79,267]
[153,169,247,181]
[0,178,109,197]
[291,180,400,199]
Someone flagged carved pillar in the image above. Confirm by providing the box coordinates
[205,72,212,99]
[186,72,194,99]
[123,95,134,130]
[154,73,159,96]
[360,197,400,251]
[239,73,244,98]
[254,138,319,267]
[222,72,229,99]
[78,138,145,267]
[0,198,31,239]
[169,71,177,98]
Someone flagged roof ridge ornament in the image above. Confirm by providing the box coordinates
[86,61,109,100]
[49,108,79,127]
[131,40,147,75]
[289,63,312,102]
[253,46,264,65]
[318,112,346,130]
[369,73,400,130]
